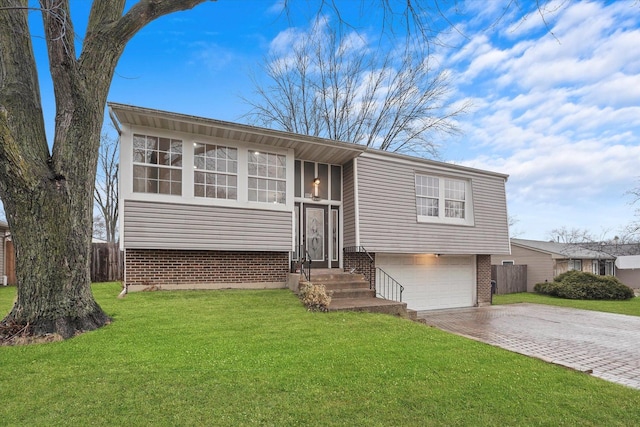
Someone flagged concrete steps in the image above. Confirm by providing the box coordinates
[301,269,410,319]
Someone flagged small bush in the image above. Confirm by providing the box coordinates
[298,283,333,312]
[533,281,558,295]
[534,270,634,300]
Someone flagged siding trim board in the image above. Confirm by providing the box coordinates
[342,160,356,248]
[353,158,361,247]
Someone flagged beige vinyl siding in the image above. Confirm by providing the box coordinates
[355,155,509,254]
[616,269,640,289]
[342,160,356,247]
[124,200,292,251]
[492,245,555,292]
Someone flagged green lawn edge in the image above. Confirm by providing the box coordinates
[0,284,638,426]
[493,291,640,317]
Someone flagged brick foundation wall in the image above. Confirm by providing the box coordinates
[476,254,492,305]
[125,249,289,287]
[343,250,376,289]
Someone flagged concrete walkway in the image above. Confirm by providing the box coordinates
[417,303,640,389]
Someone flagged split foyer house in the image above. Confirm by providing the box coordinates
[110,103,511,311]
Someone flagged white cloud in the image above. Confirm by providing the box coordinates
[266,0,286,15]
[188,42,236,71]
[442,0,640,239]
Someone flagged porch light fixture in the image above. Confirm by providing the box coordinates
[312,177,321,200]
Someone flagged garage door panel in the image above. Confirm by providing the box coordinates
[376,254,475,311]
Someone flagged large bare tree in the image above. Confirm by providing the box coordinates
[245,18,468,156]
[0,0,211,340]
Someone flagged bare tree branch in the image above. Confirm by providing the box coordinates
[244,19,468,156]
[94,134,119,243]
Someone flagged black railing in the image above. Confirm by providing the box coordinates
[291,245,312,282]
[343,246,403,302]
[376,268,404,302]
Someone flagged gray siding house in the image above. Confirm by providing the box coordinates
[110,103,511,311]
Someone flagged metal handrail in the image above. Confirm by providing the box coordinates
[343,246,403,302]
[300,248,312,282]
[376,267,404,302]
[292,244,312,282]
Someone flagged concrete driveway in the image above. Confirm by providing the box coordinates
[417,303,640,389]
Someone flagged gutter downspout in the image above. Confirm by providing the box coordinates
[118,249,127,298]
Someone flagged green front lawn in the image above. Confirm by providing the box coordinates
[494,292,640,317]
[1,283,639,426]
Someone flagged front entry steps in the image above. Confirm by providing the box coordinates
[300,269,414,319]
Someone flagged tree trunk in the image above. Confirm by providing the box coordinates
[3,181,110,338]
[0,0,211,340]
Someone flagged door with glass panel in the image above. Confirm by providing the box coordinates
[303,204,329,268]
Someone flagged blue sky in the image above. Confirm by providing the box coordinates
[29,0,640,240]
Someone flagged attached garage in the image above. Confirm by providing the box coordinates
[375,254,476,311]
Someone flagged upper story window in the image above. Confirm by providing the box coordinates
[194,143,238,200]
[248,151,286,204]
[415,174,472,225]
[444,179,466,219]
[133,134,182,195]
[415,175,440,217]
[294,161,342,201]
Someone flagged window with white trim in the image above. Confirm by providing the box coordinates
[248,151,286,204]
[415,174,471,224]
[194,143,237,200]
[133,134,182,195]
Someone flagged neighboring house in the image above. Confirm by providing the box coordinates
[600,243,640,289]
[615,255,640,289]
[492,238,617,292]
[109,103,511,311]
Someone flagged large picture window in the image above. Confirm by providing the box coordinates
[415,174,471,224]
[248,151,286,204]
[133,134,182,195]
[194,143,237,200]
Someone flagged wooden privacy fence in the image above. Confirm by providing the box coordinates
[491,264,527,294]
[5,239,15,285]
[4,241,123,284]
[91,243,124,282]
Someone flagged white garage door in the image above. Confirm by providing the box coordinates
[376,254,475,311]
